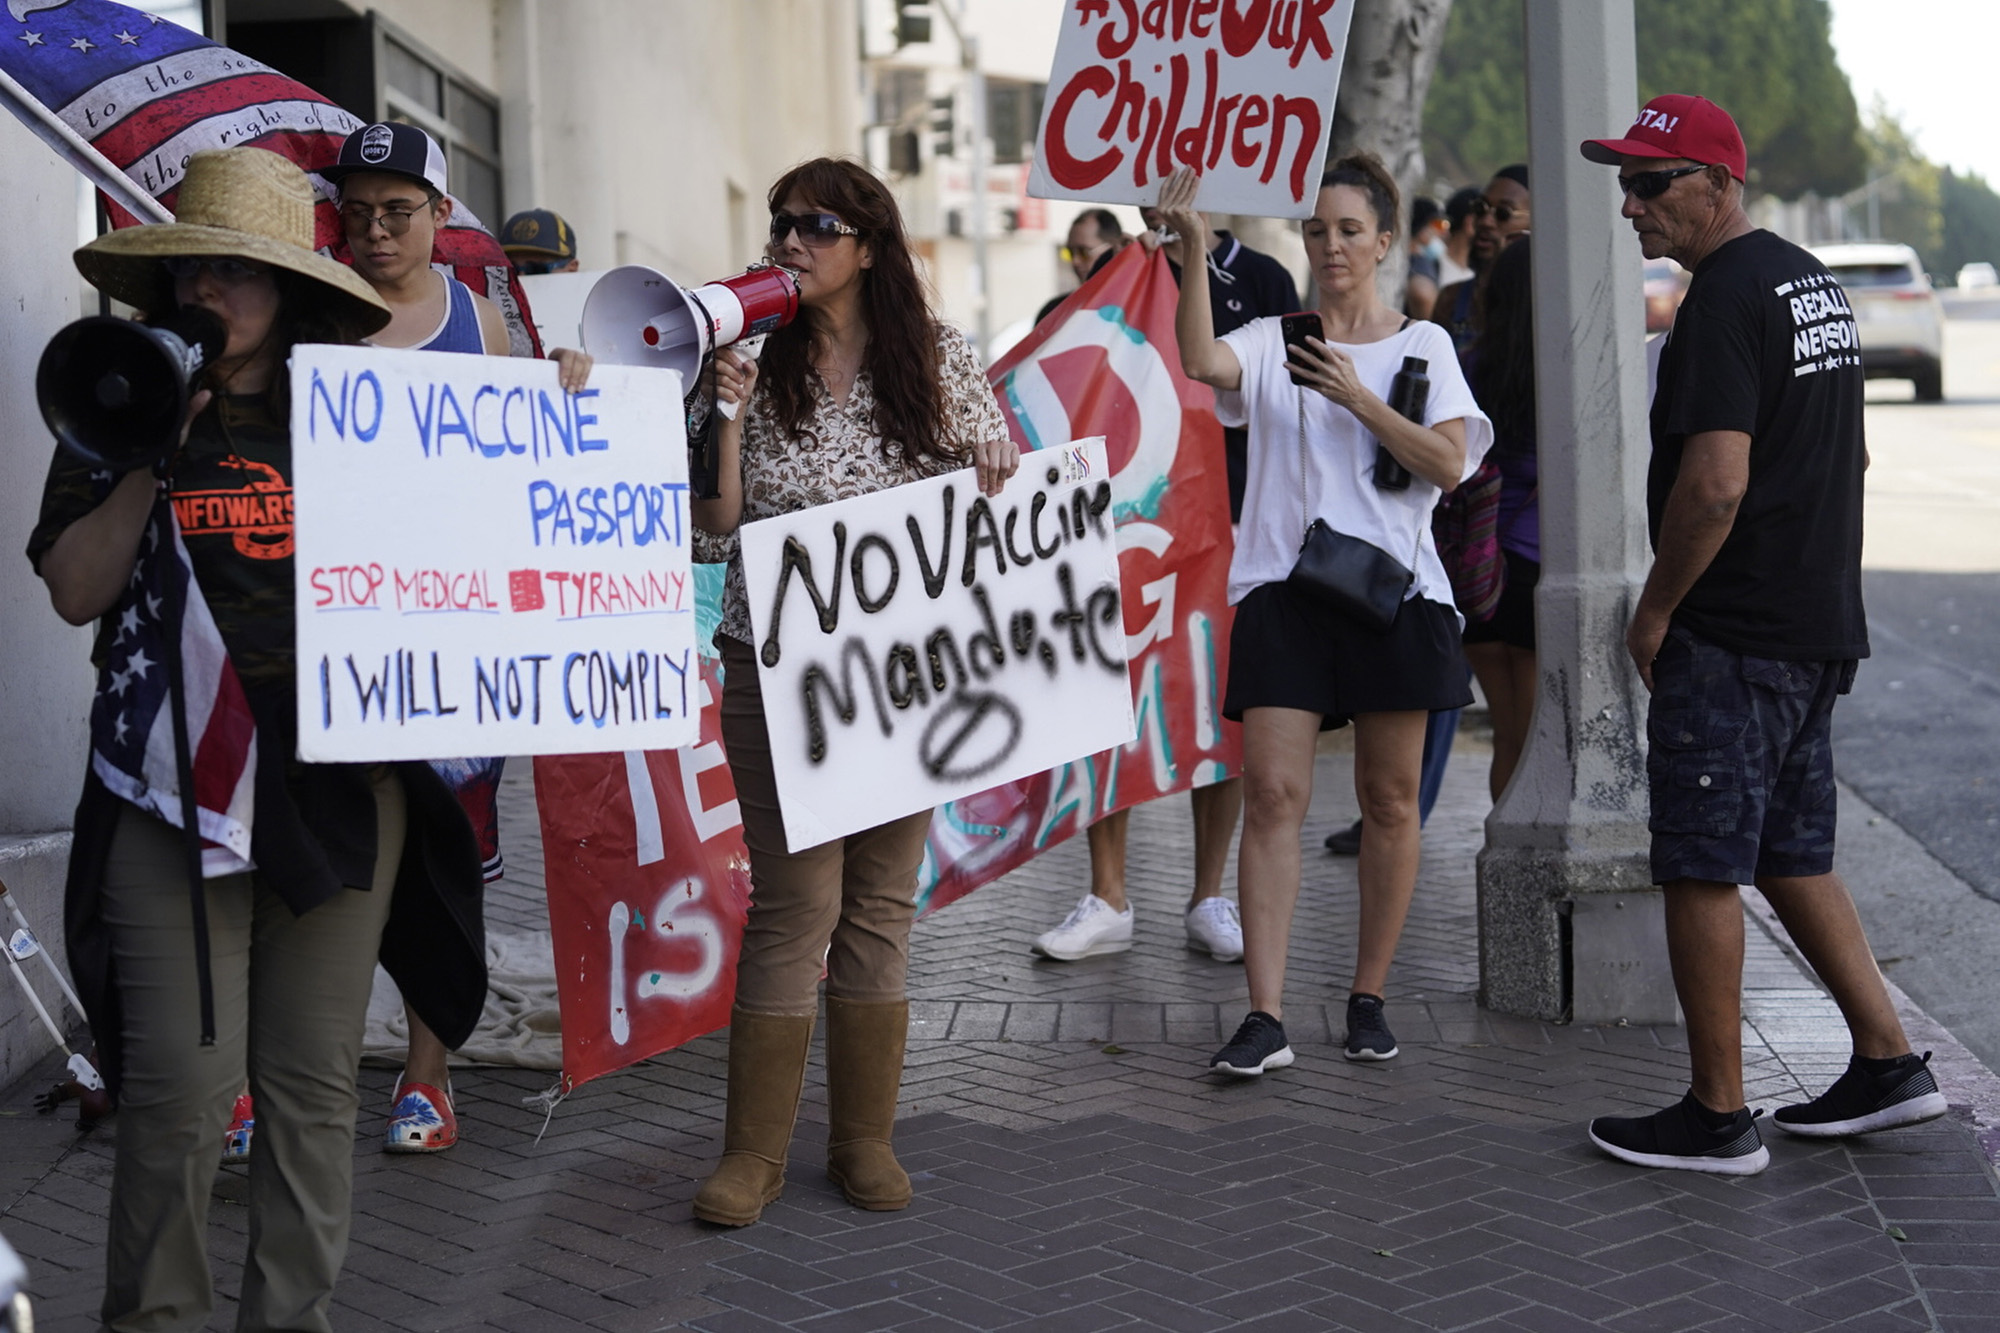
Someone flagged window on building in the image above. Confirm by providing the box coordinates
[378,25,504,231]
[228,13,506,231]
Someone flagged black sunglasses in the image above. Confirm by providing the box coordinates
[1468,199,1527,225]
[1617,164,1709,201]
[769,211,859,249]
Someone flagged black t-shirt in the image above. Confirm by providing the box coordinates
[1648,229,1868,661]
[30,395,299,686]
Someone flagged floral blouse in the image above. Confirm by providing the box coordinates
[696,326,1008,647]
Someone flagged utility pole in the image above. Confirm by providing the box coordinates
[930,0,990,361]
[1478,0,1672,1025]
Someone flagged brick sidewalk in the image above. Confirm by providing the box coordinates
[4,738,1999,1331]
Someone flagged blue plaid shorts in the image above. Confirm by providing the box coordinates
[1647,624,1858,886]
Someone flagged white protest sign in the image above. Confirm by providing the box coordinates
[1028,0,1354,219]
[290,345,698,762]
[740,437,1135,852]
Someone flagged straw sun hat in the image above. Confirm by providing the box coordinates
[74,146,391,336]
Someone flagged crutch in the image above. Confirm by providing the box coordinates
[0,873,107,1118]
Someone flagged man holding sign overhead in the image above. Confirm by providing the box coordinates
[688,159,1021,1227]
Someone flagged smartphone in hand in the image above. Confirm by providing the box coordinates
[1281,311,1324,387]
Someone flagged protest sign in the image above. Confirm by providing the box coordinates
[290,344,697,762]
[739,437,1135,851]
[535,248,1238,1092]
[1027,0,1354,218]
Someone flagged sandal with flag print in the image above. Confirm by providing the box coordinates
[384,1077,457,1154]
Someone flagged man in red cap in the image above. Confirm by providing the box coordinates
[1578,95,1944,1174]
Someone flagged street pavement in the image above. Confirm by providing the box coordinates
[1837,316,2000,1073]
[6,735,2000,1332]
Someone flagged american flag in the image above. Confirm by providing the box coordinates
[91,502,257,876]
[0,0,542,355]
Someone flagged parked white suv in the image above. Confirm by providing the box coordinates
[1809,243,1945,401]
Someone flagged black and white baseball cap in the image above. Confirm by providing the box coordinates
[321,121,449,195]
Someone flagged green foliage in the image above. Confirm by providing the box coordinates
[1941,170,2000,275]
[1863,105,1944,270]
[1421,0,1866,200]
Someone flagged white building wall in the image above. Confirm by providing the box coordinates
[0,112,100,1081]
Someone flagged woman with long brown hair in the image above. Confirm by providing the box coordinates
[689,157,1018,1226]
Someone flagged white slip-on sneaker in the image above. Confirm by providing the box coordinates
[1032,894,1133,960]
[1184,897,1244,962]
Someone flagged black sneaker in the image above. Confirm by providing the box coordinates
[1343,993,1398,1061]
[1773,1052,1948,1138]
[1323,819,1363,856]
[1589,1091,1770,1175]
[1211,1011,1293,1077]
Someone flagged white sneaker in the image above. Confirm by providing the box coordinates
[1184,897,1244,962]
[1032,894,1133,960]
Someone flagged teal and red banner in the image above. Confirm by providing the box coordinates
[536,243,1241,1090]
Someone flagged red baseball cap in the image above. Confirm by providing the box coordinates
[1580,94,1746,182]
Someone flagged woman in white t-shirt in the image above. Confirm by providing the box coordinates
[1156,156,1492,1079]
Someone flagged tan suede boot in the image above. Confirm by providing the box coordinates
[692,1008,815,1226]
[824,997,913,1211]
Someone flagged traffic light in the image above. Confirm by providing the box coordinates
[896,0,931,46]
[930,94,955,158]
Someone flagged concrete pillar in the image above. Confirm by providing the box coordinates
[1476,0,1674,1024]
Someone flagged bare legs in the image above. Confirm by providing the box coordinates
[1238,708,1427,1019]
[403,1010,450,1089]
[1084,777,1244,914]
[1667,871,1911,1112]
[1465,641,1537,801]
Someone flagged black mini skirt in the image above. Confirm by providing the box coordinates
[1223,580,1472,730]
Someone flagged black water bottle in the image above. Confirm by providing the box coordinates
[1374,356,1429,492]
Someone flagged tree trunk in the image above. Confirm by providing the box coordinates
[1329,0,1456,305]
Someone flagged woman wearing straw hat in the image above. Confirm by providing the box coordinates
[26,146,488,1332]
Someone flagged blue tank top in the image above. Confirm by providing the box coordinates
[415,273,486,353]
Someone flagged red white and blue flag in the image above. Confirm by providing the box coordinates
[91,503,258,876]
[0,0,541,354]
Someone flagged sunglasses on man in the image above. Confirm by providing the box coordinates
[769,212,860,249]
[1617,164,1710,201]
[1468,198,1527,225]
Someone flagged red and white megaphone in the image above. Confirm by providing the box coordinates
[581,261,800,497]
[582,262,799,402]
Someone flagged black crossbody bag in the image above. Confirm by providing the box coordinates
[1285,389,1422,631]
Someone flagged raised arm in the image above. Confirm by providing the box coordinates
[1153,169,1241,391]
[689,349,755,536]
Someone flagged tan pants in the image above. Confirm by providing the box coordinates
[98,770,401,1333]
[720,637,930,1016]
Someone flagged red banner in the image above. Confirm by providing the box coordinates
[536,243,1239,1089]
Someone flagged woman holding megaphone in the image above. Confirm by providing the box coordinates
[26,147,488,1327]
[689,157,1019,1227]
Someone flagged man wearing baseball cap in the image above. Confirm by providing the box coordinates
[501,208,580,275]
[1578,95,1944,1175]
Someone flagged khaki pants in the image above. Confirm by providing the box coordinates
[98,770,401,1333]
[720,637,930,1016]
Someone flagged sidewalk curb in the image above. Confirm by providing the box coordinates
[1743,891,2000,1174]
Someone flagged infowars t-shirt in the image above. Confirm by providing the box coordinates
[1649,229,1868,662]
[30,395,299,687]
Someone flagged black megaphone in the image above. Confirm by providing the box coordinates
[36,305,229,472]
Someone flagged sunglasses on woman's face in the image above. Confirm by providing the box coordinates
[1617,164,1709,201]
[769,211,859,248]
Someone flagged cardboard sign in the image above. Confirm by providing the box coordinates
[739,438,1135,851]
[290,345,698,762]
[1028,0,1353,218]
